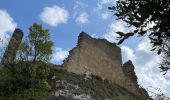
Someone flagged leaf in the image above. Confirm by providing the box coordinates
[139,31,147,36]
[134,30,138,33]
[117,39,125,45]
[157,49,162,55]
[116,32,125,37]
[132,22,141,27]
[126,32,134,37]
[150,48,156,51]
[108,6,115,10]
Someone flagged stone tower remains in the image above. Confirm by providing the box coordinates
[63,32,124,84]
[1,28,23,65]
[63,32,150,99]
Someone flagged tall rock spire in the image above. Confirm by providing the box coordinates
[1,28,23,65]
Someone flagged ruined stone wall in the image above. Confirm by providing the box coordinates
[63,32,150,99]
[123,60,150,99]
[1,28,23,65]
[63,32,125,84]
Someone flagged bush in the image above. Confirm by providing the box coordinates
[0,61,52,98]
[0,88,50,100]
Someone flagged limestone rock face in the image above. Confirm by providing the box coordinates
[63,32,150,99]
[51,71,140,100]
[1,28,23,65]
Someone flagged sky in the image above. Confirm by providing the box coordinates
[0,0,170,98]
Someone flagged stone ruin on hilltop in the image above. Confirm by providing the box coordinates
[63,32,150,99]
[0,28,150,99]
[1,28,23,65]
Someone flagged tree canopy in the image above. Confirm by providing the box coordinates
[109,0,170,73]
[0,23,54,99]
[19,23,54,62]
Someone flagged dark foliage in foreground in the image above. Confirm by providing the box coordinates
[0,61,53,100]
[109,0,170,73]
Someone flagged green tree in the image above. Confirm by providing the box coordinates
[109,0,170,73]
[18,40,30,62]
[0,23,54,99]
[21,23,54,62]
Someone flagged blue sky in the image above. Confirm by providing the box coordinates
[0,0,170,98]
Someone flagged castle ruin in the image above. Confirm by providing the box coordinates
[1,28,23,65]
[63,32,150,99]
[0,28,150,99]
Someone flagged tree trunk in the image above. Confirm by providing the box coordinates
[33,33,38,62]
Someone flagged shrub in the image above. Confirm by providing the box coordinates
[0,61,52,97]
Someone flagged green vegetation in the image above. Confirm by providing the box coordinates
[109,0,170,73]
[0,89,49,100]
[0,23,54,100]
[0,63,139,100]
[18,23,54,62]
[0,23,140,100]
[0,62,53,100]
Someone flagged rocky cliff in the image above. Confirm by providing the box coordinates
[51,69,139,100]
[63,32,150,99]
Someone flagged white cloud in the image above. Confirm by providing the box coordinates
[103,20,131,42]
[40,5,69,26]
[0,10,16,34]
[137,37,152,52]
[52,48,69,64]
[101,0,111,4]
[94,0,115,11]
[73,1,88,10]
[102,19,170,97]
[121,46,136,62]
[76,12,89,25]
[121,39,170,97]
[73,1,90,26]
[73,1,89,18]
[101,12,110,20]
[0,9,16,49]
[91,34,98,38]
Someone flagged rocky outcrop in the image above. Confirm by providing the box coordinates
[1,28,23,65]
[123,60,150,99]
[63,32,150,99]
[123,60,138,85]
[51,69,139,100]
[51,80,92,100]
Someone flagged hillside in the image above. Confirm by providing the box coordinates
[51,68,139,100]
[0,64,139,100]
[0,29,150,100]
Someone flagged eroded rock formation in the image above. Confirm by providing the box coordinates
[123,60,150,99]
[1,28,23,65]
[63,32,150,99]
[123,60,138,86]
